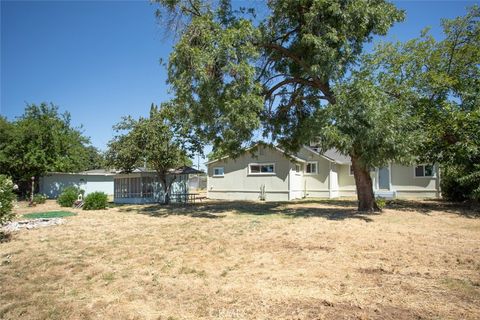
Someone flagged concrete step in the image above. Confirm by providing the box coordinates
[375,190,396,199]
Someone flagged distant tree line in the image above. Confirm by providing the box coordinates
[0,103,105,196]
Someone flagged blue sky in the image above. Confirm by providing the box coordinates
[0,0,477,168]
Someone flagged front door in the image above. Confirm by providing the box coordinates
[378,167,390,190]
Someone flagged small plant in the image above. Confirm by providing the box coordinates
[57,186,83,207]
[32,193,47,204]
[0,175,16,225]
[376,198,386,209]
[83,192,108,210]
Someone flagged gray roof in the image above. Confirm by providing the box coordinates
[170,166,204,175]
[323,149,351,164]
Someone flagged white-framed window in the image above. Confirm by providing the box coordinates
[295,163,302,175]
[305,161,318,174]
[349,165,354,176]
[213,167,224,177]
[414,164,435,177]
[248,163,275,175]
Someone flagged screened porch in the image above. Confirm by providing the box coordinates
[113,172,188,204]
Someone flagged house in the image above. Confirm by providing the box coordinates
[39,169,115,198]
[113,166,203,204]
[206,144,441,201]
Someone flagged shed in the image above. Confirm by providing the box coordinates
[39,169,115,198]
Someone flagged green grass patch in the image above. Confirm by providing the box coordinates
[22,211,77,219]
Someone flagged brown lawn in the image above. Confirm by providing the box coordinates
[1,199,479,320]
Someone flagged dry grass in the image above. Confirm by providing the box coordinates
[1,199,479,320]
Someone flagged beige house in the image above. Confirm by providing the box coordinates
[206,144,441,201]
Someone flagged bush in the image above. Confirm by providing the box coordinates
[0,175,16,225]
[441,165,480,202]
[57,186,83,207]
[376,198,387,209]
[32,193,47,204]
[83,192,108,210]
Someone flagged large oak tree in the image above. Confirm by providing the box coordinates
[155,0,476,211]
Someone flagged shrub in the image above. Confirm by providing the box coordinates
[32,193,47,204]
[0,175,16,225]
[441,165,480,202]
[83,192,108,210]
[57,186,83,207]
[376,198,387,209]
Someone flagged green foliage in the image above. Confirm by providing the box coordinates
[0,175,16,225]
[23,211,76,219]
[372,6,480,201]
[376,198,387,209]
[157,1,479,210]
[0,103,104,195]
[441,165,480,202]
[57,186,83,207]
[156,0,404,156]
[83,192,108,210]
[106,104,192,202]
[32,194,47,204]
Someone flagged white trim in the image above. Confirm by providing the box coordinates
[413,164,436,178]
[248,162,276,175]
[388,163,393,191]
[305,161,318,175]
[294,163,302,176]
[212,167,224,177]
[208,189,288,194]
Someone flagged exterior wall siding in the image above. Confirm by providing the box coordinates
[390,164,440,198]
[207,146,441,201]
[207,146,291,202]
[296,147,330,198]
[39,174,114,198]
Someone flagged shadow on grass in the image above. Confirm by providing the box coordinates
[117,199,377,222]
[385,199,480,218]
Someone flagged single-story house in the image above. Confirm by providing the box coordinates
[206,144,441,201]
[114,166,203,204]
[39,169,115,198]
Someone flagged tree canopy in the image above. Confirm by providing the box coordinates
[0,103,104,195]
[106,104,192,203]
[155,0,416,211]
[374,6,480,200]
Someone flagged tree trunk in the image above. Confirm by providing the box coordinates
[351,155,380,212]
[157,171,176,205]
[157,172,170,204]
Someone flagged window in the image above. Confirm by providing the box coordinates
[249,163,275,175]
[305,161,317,174]
[213,167,224,177]
[349,165,354,176]
[415,164,434,177]
[295,164,301,174]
